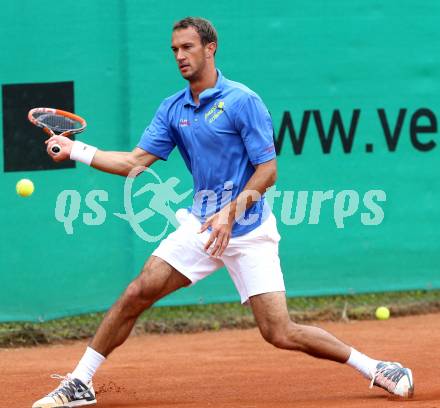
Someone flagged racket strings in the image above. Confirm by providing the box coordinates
[34,113,79,132]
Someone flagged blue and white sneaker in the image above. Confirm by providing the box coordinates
[370,362,414,398]
[32,374,96,408]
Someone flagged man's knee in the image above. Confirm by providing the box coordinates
[123,256,187,307]
[259,321,304,350]
[123,259,163,307]
[260,325,289,349]
[124,279,149,302]
[120,280,153,315]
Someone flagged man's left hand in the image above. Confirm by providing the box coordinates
[199,207,233,258]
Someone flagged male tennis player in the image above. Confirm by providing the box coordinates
[33,17,414,408]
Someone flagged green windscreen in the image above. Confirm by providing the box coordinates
[1,1,439,321]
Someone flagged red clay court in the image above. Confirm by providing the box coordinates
[2,313,439,408]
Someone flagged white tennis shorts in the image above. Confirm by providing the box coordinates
[153,209,285,303]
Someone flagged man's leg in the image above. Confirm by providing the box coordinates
[89,255,190,357]
[250,291,350,362]
[249,291,414,397]
[32,255,190,408]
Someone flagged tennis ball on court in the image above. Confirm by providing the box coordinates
[375,306,390,320]
[16,178,34,197]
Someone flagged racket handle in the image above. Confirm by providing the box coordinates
[51,144,61,154]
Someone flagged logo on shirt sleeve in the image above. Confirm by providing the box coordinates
[264,144,275,153]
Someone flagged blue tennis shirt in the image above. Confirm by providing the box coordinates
[137,69,276,237]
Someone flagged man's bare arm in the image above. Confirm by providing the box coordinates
[91,148,159,176]
[200,159,277,257]
[227,159,277,222]
[45,135,160,176]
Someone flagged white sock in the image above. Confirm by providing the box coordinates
[71,347,106,384]
[346,347,380,379]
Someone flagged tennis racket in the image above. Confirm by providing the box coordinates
[28,107,87,154]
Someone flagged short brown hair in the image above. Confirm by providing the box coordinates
[173,17,218,53]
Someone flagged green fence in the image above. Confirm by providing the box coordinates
[1,0,439,322]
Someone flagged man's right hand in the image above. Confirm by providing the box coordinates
[45,135,74,162]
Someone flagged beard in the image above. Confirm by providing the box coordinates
[179,60,205,81]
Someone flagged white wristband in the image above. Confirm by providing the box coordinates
[70,141,98,166]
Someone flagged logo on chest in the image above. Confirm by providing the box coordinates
[205,101,225,123]
[179,118,190,127]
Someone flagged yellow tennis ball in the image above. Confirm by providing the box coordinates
[375,306,390,320]
[16,178,34,197]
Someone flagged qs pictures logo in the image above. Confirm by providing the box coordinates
[54,167,192,242]
[114,167,192,242]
